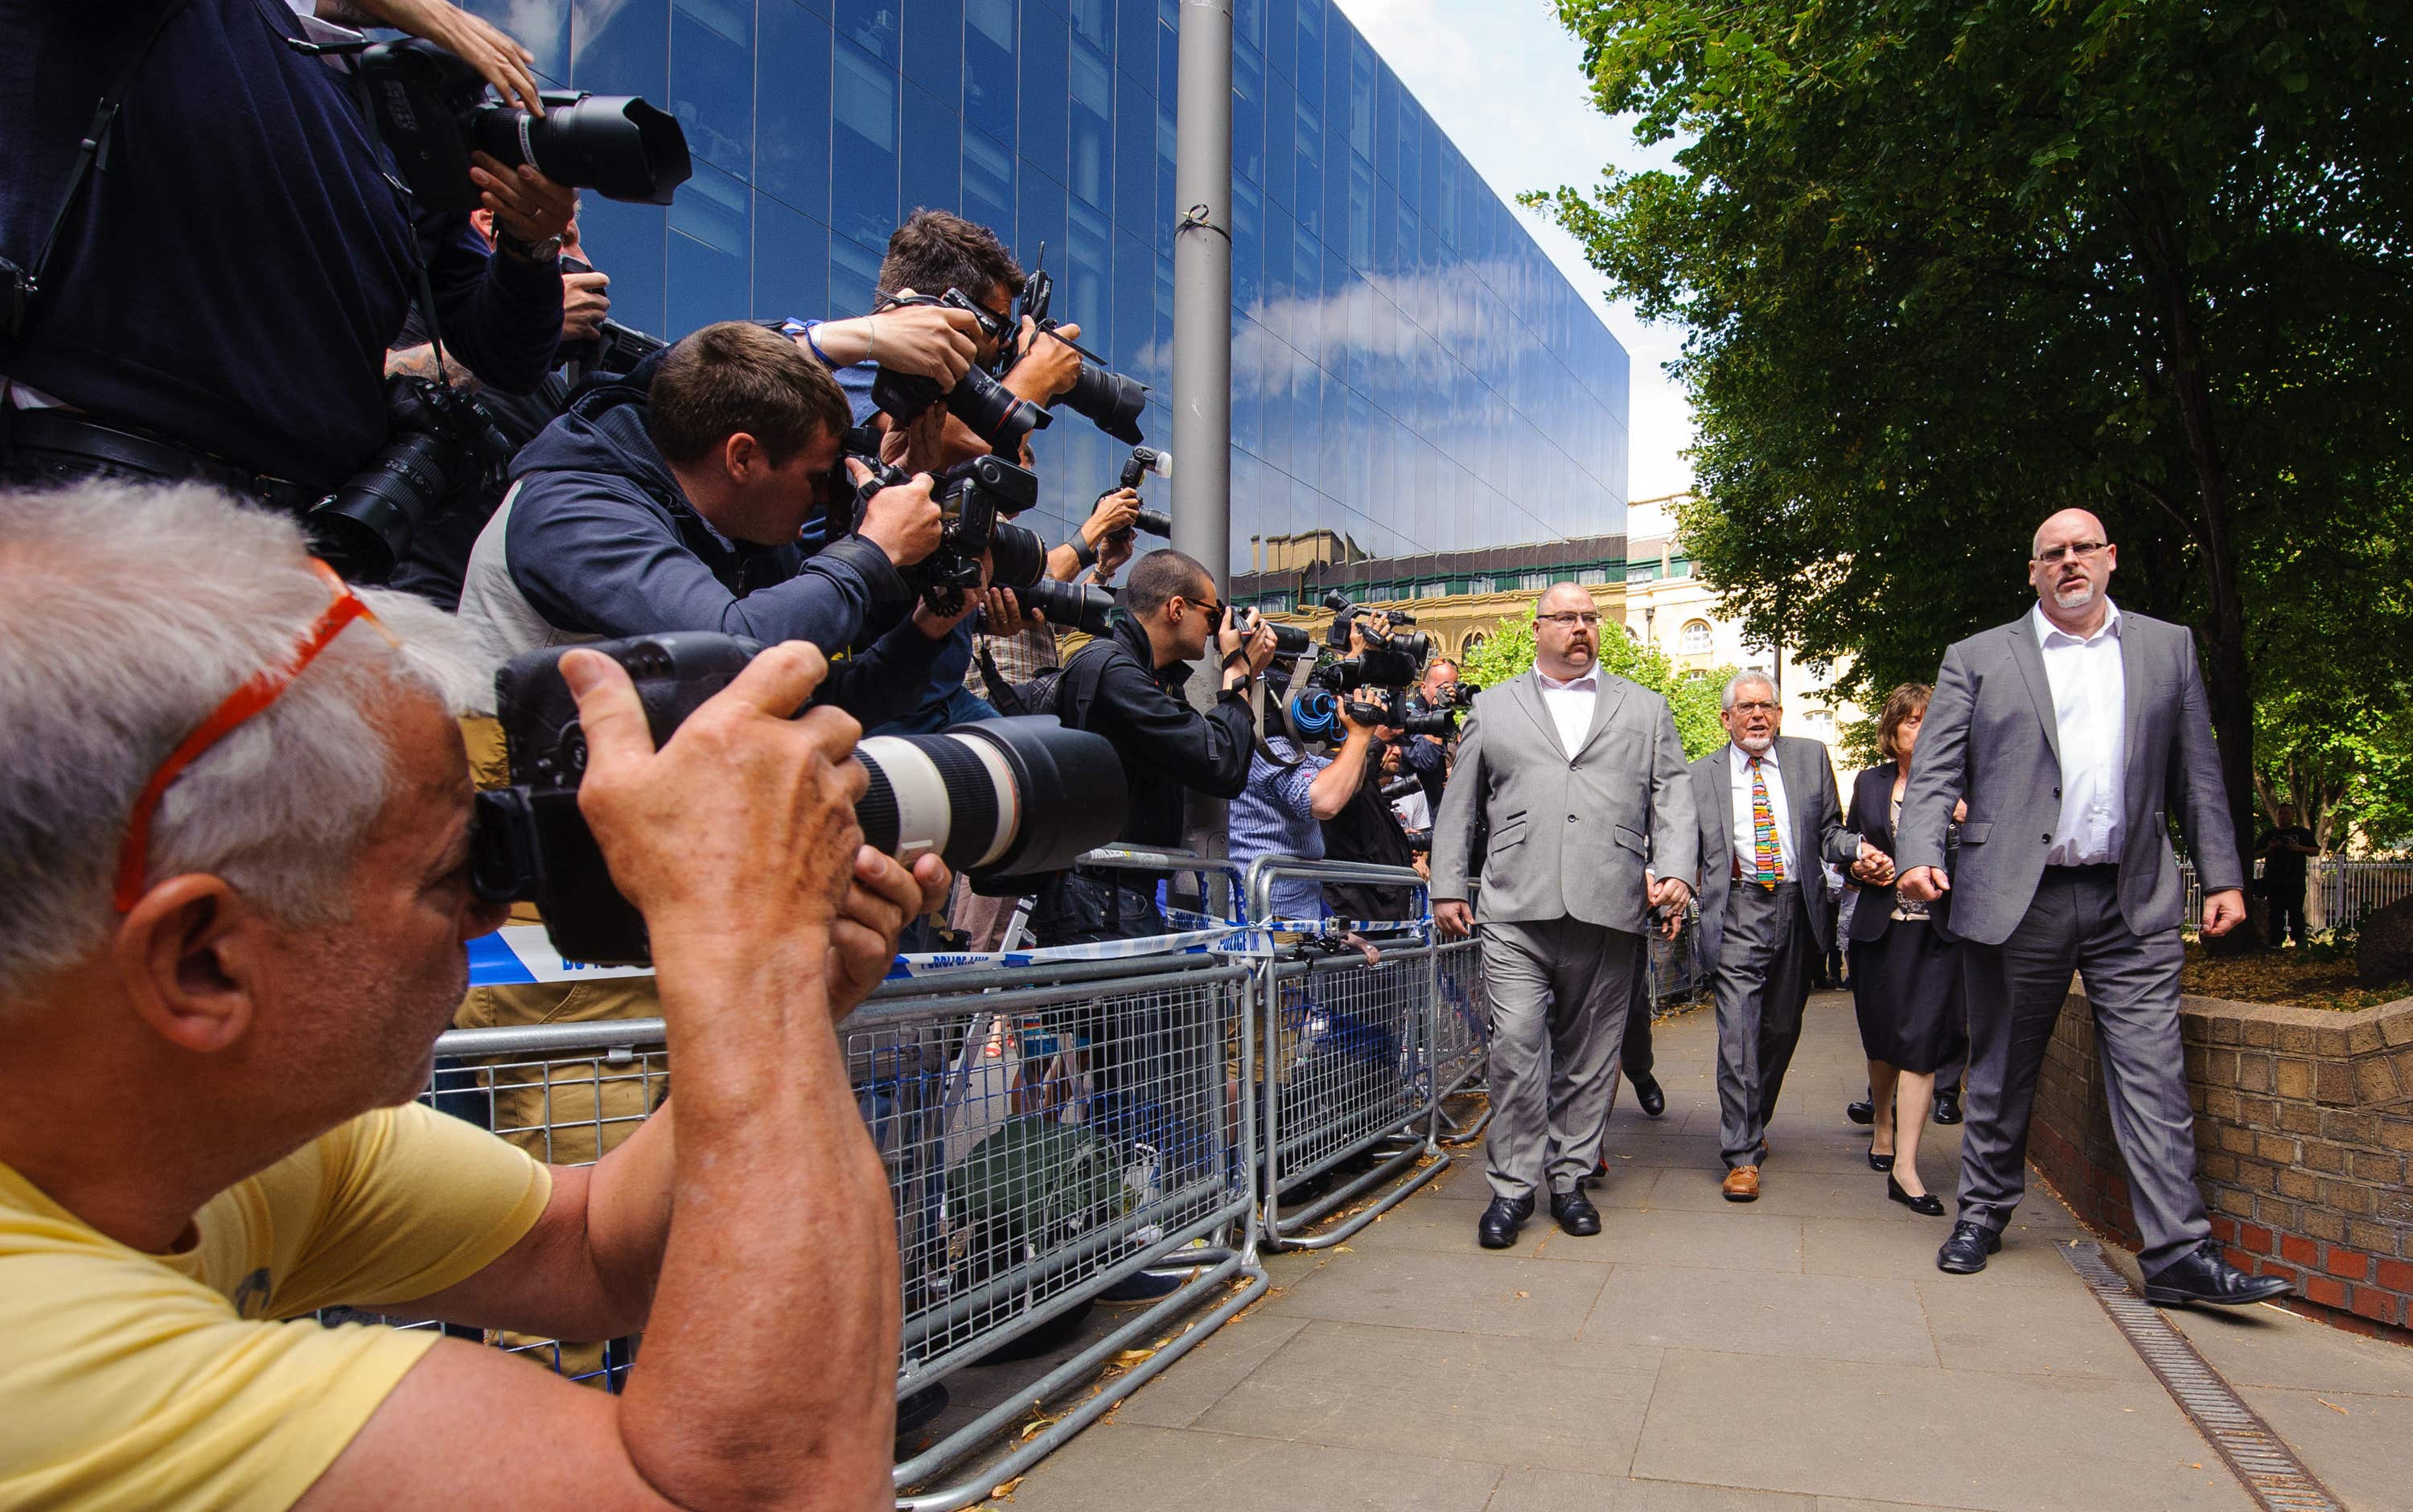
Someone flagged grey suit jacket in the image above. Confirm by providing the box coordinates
[1689,735,1858,966]
[1895,608,2243,947]
[1430,669,1698,935]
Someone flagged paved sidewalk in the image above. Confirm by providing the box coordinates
[989,991,2413,1511]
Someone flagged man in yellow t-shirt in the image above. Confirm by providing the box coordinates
[0,478,950,1510]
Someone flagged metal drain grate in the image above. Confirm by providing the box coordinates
[2061,1242,2345,1512]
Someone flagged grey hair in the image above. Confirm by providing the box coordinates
[1720,670,1778,711]
[0,481,493,998]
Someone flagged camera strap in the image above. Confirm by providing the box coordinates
[2,0,191,339]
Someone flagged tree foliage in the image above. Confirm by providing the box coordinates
[1460,612,1733,757]
[1527,0,2413,869]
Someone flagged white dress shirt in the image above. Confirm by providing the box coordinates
[2032,599,2127,865]
[1535,668,1600,758]
[1729,742,1795,878]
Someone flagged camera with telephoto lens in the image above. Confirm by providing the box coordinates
[868,290,1052,456]
[1115,446,1174,536]
[837,452,1048,615]
[1282,684,1408,746]
[307,373,517,584]
[1317,589,1431,684]
[1398,680,1476,738]
[1005,577,1116,636]
[351,39,691,212]
[468,632,1128,966]
[1229,603,1312,657]
[1014,246,1150,445]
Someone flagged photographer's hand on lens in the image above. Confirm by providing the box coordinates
[468,152,576,249]
[560,270,611,343]
[827,848,952,1009]
[980,586,1042,632]
[878,403,953,475]
[370,0,542,110]
[1219,618,1280,680]
[1093,529,1134,581]
[560,639,868,957]
[845,458,943,568]
[1004,318,1084,404]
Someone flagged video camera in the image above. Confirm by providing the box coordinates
[837,451,1050,615]
[470,633,1128,967]
[1312,589,1433,691]
[869,288,1052,456]
[1015,247,1150,444]
[1115,446,1174,536]
[1400,680,1477,738]
[351,39,691,212]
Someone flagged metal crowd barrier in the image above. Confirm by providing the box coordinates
[1239,857,1449,1249]
[1433,935,1493,1144]
[856,954,1265,1512]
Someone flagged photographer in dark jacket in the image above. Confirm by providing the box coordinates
[458,321,960,730]
[0,0,565,501]
[1030,548,1278,945]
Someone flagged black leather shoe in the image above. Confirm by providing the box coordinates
[1936,1220,2001,1274]
[1633,1074,1667,1119]
[1549,1189,1602,1236]
[1868,1150,1895,1172]
[1478,1195,1534,1249]
[2144,1240,2293,1308]
[1846,1099,1876,1126]
[1887,1175,1946,1215]
[1932,1089,1963,1125]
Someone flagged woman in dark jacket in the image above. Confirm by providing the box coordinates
[1844,683,1966,1214]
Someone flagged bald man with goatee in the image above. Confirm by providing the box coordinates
[1896,509,2284,1308]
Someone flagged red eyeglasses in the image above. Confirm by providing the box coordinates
[113,561,391,912]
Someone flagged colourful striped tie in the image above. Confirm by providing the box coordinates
[1749,754,1782,889]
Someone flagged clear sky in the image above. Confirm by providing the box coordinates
[1334,0,1696,504]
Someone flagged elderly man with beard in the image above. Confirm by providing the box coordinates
[1897,509,2280,1305]
[1432,584,1697,1249]
[1689,670,1868,1202]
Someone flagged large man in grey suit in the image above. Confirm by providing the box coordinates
[1689,672,1867,1201]
[1433,584,1698,1249]
[1897,508,2287,1307]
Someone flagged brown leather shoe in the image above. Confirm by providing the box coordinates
[1721,1165,1761,1202]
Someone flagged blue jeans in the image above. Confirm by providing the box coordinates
[870,683,999,738]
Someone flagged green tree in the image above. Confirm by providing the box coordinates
[1460,610,1732,757]
[1527,0,2413,889]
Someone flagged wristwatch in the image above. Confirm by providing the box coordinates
[495,228,564,264]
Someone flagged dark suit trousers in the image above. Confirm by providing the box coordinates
[1622,933,1655,1082]
[1712,881,1813,1167]
[1956,866,2211,1272]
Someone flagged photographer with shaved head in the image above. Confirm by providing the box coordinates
[1897,508,2276,1305]
[0,481,945,1508]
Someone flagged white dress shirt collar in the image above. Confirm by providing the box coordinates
[2031,598,2122,649]
[2030,598,2127,865]
[1534,667,1601,757]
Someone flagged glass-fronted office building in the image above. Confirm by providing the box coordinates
[470,0,1628,573]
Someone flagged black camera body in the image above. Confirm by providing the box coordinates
[869,289,1051,456]
[310,372,516,583]
[353,39,691,212]
[1398,681,1475,739]
[1016,251,1149,444]
[1231,604,1313,658]
[1114,446,1173,536]
[471,632,1128,966]
[840,453,1047,614]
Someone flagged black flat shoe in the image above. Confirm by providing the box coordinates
[1632,1073,1667,1119]
[1932,1090,1963,1125]
[1846,1099,1875,1126]
[1887,1175,1945,1215]
[1868,1150,1895,1172]
[1549,1189,1602,1236]
[1936,1220,2001,1274]
[2144,1240,2292,1307]
[1478,1195,1533,1250]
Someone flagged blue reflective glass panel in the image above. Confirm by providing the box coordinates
[671,0,754,180]
[1017,169,1064,274]
[964,0,1017,145]
[900,82,961,216]
[1114,66,1153,236]
[752,196,828,319]
[903,0,962,105]
[1232,41,1265,187]
[830,40,899,249]
[1071,0,1112,52]
[462,0,568,83]
[1017,1,1068,186]
[572,0,668,96]
[1067,200,1111,357]
[835,0,899,64]
[963,127,1016,241]
[829,234,883,315]
[1068,42,1112,209]
[578,199,667,335]
[757,2,832,220]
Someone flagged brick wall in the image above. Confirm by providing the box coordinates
[2030,988,2413,1343]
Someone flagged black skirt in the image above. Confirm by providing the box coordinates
[1848,916,1966,1074]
